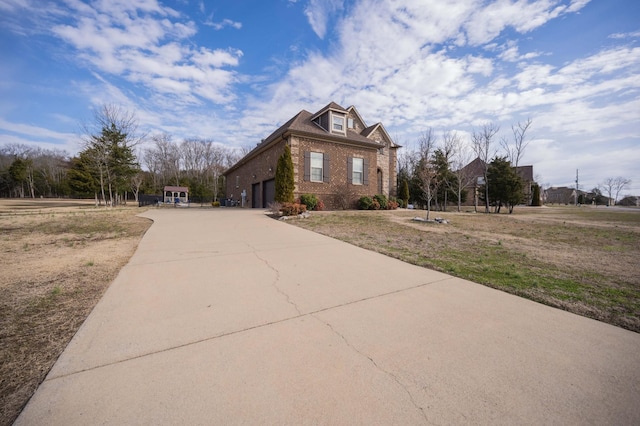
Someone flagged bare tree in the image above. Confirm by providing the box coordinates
[450,135,474,212]
[602,177,632,206]
[472,123,499,213]
[85,104,145,147]
[500,118,532,168]
[130,172,144,202]
[438,131,459,211]
[145,133,181,187]
[417,129,437,220]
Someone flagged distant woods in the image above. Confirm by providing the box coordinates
[0,105,244,205]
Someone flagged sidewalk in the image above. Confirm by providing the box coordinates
[16,209,640,425]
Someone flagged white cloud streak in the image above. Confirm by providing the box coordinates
[304,0,344,39]
[49,0,243,105]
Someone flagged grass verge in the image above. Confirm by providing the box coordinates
[289,206,640,332]
[0,204,152,426]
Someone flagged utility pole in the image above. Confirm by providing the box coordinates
[575,169,579,205]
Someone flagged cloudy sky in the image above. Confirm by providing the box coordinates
[1,0,639,193]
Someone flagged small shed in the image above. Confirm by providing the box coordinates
[164,186,189,204]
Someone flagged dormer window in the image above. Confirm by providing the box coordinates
[332,115,345,133]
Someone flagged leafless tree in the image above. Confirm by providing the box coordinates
[500,118,532,169]
[130,172,144,202]
[417,128,438,220]
[602,177,632,206]
[450,135,474,212]
[84,104,145,147]
[438,131,459,212]
[145,133,181,187]
[472,123,499,213]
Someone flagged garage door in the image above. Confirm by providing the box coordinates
[262,179,275,208]
[251,183,260,208]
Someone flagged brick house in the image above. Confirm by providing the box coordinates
[224,102,399,209]
[458,157,536,207]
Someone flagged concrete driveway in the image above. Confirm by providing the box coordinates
[16,209,640,425]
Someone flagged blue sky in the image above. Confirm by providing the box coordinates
[1,0,639,194]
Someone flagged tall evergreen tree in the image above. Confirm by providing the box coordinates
[8,157,28,198]
[275,144,295,203]
[484,157,523,213]
[400,178,409,207]
[531,183,541,206]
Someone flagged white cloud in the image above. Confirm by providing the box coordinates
[464,0,590,46]
[0,118,80,154]
[49,1,242,106]
[304,0,343,39]
[240,0,637,189]
[609,30,640,39]
[204,18,242,30]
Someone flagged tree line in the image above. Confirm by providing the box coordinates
[0,105,243,205]
[397,120,535,217]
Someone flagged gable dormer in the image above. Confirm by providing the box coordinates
[311,102,348,136]
[345,106,367,133]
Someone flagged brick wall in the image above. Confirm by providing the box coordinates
[225,140,285,207]
[294,136,378,209]
[227,134,398,210]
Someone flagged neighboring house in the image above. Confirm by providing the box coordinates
[544,186,577,205]
[618,195,640,207]
[164,186,189,204]
[223,102,400,209]
[458,157,536,207]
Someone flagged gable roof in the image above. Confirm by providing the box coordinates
[346,105,367,128]
[459,158,534,182]
[310,101,349,121]
[459,157,486,177]
[164,186,189,192]
[515,165,534,182]
[225,102,395,175]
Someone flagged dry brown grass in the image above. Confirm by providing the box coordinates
[290,206,640,333]
[0,199,152,426]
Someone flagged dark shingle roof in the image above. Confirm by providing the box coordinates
[224,102,396,175]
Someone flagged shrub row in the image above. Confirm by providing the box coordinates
[299,194,325,211]
[281,202,307,216]
[357,194,399,210]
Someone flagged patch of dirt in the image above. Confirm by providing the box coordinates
[0,200,152,426]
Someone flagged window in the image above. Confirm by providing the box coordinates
[305,151,330,182]
[332,115,344,132]
[347,118,354,129]
[310,152,324,182]
[352,158,364,185]
[348,156,368,185]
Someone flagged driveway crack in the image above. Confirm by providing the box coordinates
[313,315,429,424]
[251,247,302,315]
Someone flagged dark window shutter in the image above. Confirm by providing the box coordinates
[304,151,310,181]
[323,153,330,183]
[347,157,353,184]
[363,158,369,185]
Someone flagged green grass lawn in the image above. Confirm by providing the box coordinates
[290,206,640,332]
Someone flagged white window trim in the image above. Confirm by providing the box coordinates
[331,112,346,134]
[352,157,364,185]
[310,152,324,182]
